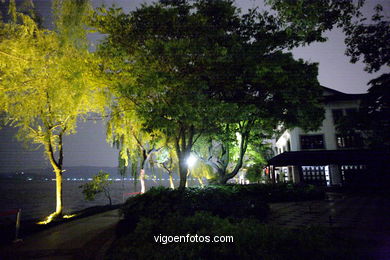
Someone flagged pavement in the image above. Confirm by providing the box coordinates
[0,209,121,260]
[268,193,390,259]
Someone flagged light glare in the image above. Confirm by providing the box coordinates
[186,154,197,168]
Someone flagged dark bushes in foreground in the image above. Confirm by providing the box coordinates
[120,186,269,233]
[213,183,326,203]
[119,184,324,233]
[109,212,352,260]
[113,184,328,259]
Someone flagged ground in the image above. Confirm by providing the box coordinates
[0,192,389,259]
[0,209,120,260]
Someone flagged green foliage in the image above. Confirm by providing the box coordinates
[211,183,325,203]
[52,0,92,48]
[92,0,324,188]
[80,171,113,205]
[110,212,352,260]
[120,186,269,233]
[268,0,390,149]
[245,163,264,183]
[0,0,105,215]
[115,184,327,259]
[120,183,324,236]
[0,1,104,153]
[266,0,364,45]
[337,73,390,149]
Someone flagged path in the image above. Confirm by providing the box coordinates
[268,193,390,259]
[0,209,120,260]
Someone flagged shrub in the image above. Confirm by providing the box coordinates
[211,183,325,203]
[79,171,113,205]
[119,186,269,234]
[109,212,352,260]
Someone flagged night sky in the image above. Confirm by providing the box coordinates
[0,0,389,173]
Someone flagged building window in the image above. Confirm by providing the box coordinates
[332,109,343,124]
[300,135,325,150]
[336,134,362,148]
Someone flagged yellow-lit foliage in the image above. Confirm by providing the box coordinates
[0,2,107,216]
[106,99,166,179]
[189,159,216,181]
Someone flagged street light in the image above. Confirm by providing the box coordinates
[186,154,197,168]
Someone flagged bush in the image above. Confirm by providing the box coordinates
[79,171,113,205]
[109,212,352,260]
[119,186,269,234]
[211,183,325,203]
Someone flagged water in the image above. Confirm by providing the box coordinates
[0,179,197,221]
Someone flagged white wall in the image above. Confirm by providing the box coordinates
[275,99,361,153]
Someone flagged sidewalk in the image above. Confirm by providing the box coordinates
[0,209,120,260]
[268,193,390,259]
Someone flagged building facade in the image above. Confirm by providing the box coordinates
[267,87,385,187]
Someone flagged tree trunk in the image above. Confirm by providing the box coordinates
[198,177,204,187]
[104,188,112,206]
[54,169,63,215]
[169,174,175,189]
[175,125,196,190]
[139,148,147,194]
[140,169,146,194]
[218,131,249,184]
[178,160,188,189]
[45,133,64,217]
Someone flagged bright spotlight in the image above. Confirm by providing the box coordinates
[186,154,197,168]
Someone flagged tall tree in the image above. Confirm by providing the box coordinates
[267,0,390,148]
[0,0,103,220]
[92,0,324,188]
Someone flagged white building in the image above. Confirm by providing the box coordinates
[267,87,382,187]
[274,87,364,154]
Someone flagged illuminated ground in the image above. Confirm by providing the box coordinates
[0,209,120,259]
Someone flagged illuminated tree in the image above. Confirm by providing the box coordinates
[92,0,324,188]
[155,147,179,189]
[107,104,165,193]
[92,2,223,189]
[0,0,104,220]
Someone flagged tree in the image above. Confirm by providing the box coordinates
[0,0,103,220]
[107,102,165,193]
[154,147,179,189]
[80,171,113,206]
[92,1,226,189]
[266,0,364,45]
[267,0,390,149]
[194,119,274,184]
[92,0,324,188]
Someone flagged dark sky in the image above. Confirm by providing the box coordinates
[0,0,389,173]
